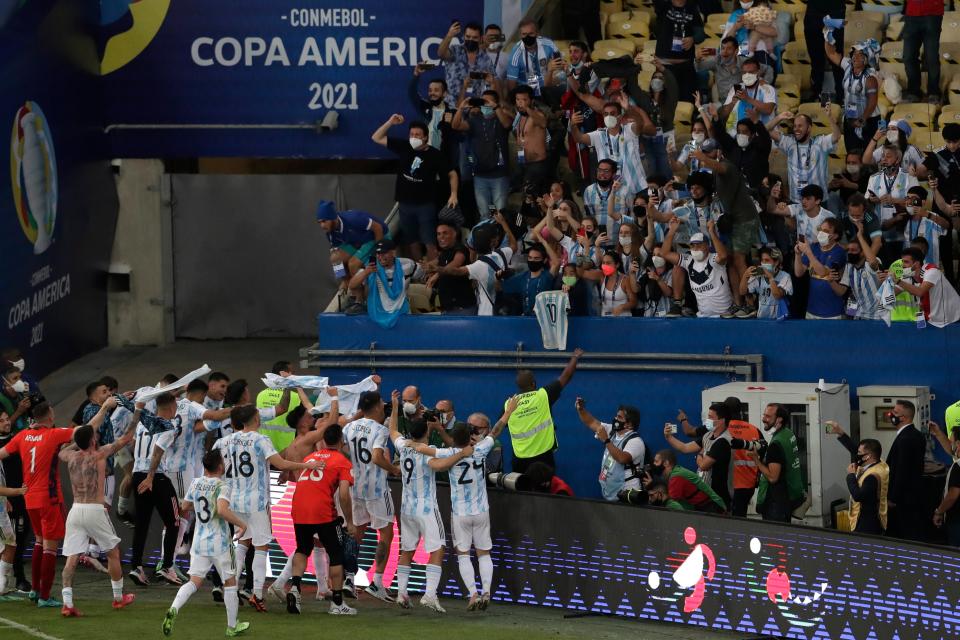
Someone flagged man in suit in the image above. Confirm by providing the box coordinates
[885,400,927,541]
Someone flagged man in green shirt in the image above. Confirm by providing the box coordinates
[752,403,805,522]
[255,361,301,431]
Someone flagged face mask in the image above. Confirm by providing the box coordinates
[562,276,578,286]
[488,41,503,51]
[761,262,775,273]
[603,115,619,129]
[7,378,26,394]
[650,78,665,92]
[846,164,860,176]
[886,131,899,144]
[704,418,715,430]
[522,35,537,47]
[652,256,666,269]
[601,264,617,276]
[481,105,496,117]
[649,464,665,476]
[527,259,544,272]
[740,0,753,7]
[890,414,902,426]
[429,97,444,107]
[633,205,646,216]
[11,359,24,372]
[741,72,758,87]
[618,236,632,248]
[847,253,863,264]
[691,132,705,144]
[856,454,868,466]
[906,205,917,216]
[736,133,751,148]
[817,231,831,246]
[691,249,706,262]
[403,402,418,416]
[612,418,626,431]
[884,163,899,174]
[597,178,612,188]
[464,39,480,52]
[409,137,424,150]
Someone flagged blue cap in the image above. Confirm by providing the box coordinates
[316,200,337,221]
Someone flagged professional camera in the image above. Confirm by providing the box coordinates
[22,390,45,410]
[487,472,534,492]
[617,488,649,505]
[731,438,768,457]
[383,402,393,418]
[422,408,440,423]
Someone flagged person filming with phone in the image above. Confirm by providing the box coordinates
[574,398,646,502]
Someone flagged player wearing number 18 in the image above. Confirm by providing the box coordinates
[214,405,319,611]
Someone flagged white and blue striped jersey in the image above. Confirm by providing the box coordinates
[394,436,438,516]
[582,182,631,229]
[747,270,794,319]
[788,205,835,246]
[111,386,156,441]
[214,430,278,513]
[132,423,176,475]
[534,291,570,350]
[672,200,724,247]
[342,418,391,500]
[840,261,883,320]
[904,216,946,267]
[439,437,494,517]
[205,406,276,441]
[185,476,234,556]
[161,399,206,472]
[777,134,836,203]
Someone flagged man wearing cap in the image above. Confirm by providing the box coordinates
[316,201,388,305]
[346,239,425,328]
[662,218,733,318]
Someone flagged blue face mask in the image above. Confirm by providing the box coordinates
[481,105,496,117]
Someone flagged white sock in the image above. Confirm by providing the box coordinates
[62,586,74,608]
[235,544,249,589]
[374,572,383,588]
[111,579,124,601]
[425,564,442,598]
[311,547,329,591]
[478,554,493,595]
[276,554,294,586]
[224,586,239,628]
[0,560,10,592]
[118,495,130,514]
[175,516,191,555]
[172,580,198,610]
[397,565,410,596]
[457,554,477,596]
[253,550,267,598]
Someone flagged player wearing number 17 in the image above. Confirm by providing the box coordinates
[214,405,320,611]
[0,398,118,608]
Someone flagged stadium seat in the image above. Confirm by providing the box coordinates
[600,0,623,17]
[942,18,960,44]
[623,0,652,10]
[880,41,907,86]
[777,74,801,99]
[892,102,939,131]
[705,13,731,39]
[609,10,651,25]
[828,137,847,177]
[950,76,960,107]
[592,39,635,61]
[843,19,882,46]
[877,94,894,120]
[912,130,945,155]
[553,40,571,59]
[941,44,960,91]
[640,39,657,56]
[771,1,805,22]
[675,101,695,128]
[859,0,903,21]
[848,10,885,26]
[886,19,904,41]
[939,105,960,128]
[607,13,651,39]
[798,101,842,129]
[782,42,812,90]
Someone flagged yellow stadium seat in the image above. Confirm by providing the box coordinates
[675,101,695,128]
[939,105,960,128]
[777,75,801,101]
[942,19,960,44]
[892,102,940,131]
[600,0,623,16]
[624,0,652,9]
[609,10,651,25]
[941,44,960,91]
[592,42,635,60]
[844,19,882,46]
[877,94,894,120]
[636,68,653,91]
[848,10,885,26]
[705,13,731,39]
[782,42,812,90]
[949,76,960,107]
[880,41,907,86]
[772,1,804,21]
[886,20,905,41]
[778,93,800,114]
[553,40,571,59]
[828,138,848,176]
[641,39,657,55]
[607,17,650,40]
[799,102,842,127]
[912,130,945,155]
[792,20,805,43]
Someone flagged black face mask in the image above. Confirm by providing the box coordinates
[464,39,480,52]
[522,35,537,47]
[856,454,868,466]
[527,260,544,272]
[693,195,707,205]
[890,414,902,426]
[847,253,863,265]
[649,464,664,477]
[633,205,646,216]
[428,97,444,107]
[612,418,626,431]
[597,178,612,188]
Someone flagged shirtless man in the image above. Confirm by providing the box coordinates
[58,403,142,616]
[504,85,549,193]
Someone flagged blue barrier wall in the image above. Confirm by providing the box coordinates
[317,315,960,498]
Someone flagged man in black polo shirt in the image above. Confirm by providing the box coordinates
[429,222,476,315]
[450,89,511,217]
[372,114,459,262]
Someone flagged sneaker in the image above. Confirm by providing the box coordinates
[316,590,332,601]
[928,94,943,106]
[420,594,446,613]
[479,593,491,610]
[28,590,38,602]
[113,593,136,609]
[396,593,412,609]
[344,301,367,315]
[286,588,302,614]
[681,306,696,317]
[212,586,224,603]
[117,511,136,528]
[467,593,481,611]
[38,597,63,608]
[158,567,183,586]
[61,605,84,617]
[225,622,250,637]
[665,303,683,318]
[129,567,150,587]
[720,305,739,319]
[173,565,190,583]
[342,578,357,599]
[329,602,357,615]
[735,305,757,319]
[162,607,178,636]
[238,588,252,602]
[176,544,190,557]
[267,582,286,603]
[364,583,394,603]
[17,579,31,594]
[248,595,267,612]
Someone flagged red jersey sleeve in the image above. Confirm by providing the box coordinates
[53,428,75,447]
[338,456,354,486]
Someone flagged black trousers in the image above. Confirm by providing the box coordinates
[130,471,178,569]
[759,498,792,523]
[10,498,29,581]
[513,449,555,474]
[804,11,844,100]
[732,487,755,518]
[560,0,602,48]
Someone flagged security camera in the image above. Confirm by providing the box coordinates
[321,111,339,132]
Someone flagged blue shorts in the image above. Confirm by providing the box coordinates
[398,202,438,248]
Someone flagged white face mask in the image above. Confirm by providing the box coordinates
[619,236,632,247]
[650,78,665,93]
[817,231,831,246]
[740,0,753,7]
[846,164,860,176]
[691,249,706,262]
[692,132,706,144]
[402,402,418,416]
[886,130,899,144]
[906,205,917,215]
[704,418,715,430]
[603,115,619,129]
[736,133,750,148]
[6,378,27,394]
[11,359,24,372]
[652,255,666,268]
[409,137,424,150]
[741,72,758,87]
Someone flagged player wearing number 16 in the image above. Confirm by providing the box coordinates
[0,398,117,607]
[213,405,320,611]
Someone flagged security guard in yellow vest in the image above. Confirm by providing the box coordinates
[846,438,888,535]
[505,349,583,473]
[255,360,301,451]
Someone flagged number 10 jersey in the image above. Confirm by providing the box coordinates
[343,418,390,500]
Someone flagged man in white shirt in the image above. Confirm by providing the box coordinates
[718,56,776,132]
[662,220,733,318]
[890,247,960,328]
[767,183,835,243]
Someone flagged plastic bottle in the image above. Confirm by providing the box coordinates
[330,248,346,280]
[916,310,927,330]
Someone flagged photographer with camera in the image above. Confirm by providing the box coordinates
[642,449,726,513]
[664,402,732,512]
[450,88,510,216]
[574,398,646,502]
[753,403,805,523]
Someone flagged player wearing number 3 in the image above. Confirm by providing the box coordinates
[213,405,319,611]
[388,390,476,612]
[162,449,250,637]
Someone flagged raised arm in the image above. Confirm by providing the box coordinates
[557,348,584,388]
[388,390,403,442]
[490,396,520,439]
[574,396,603,433]
[451,99,472,132]
[707,220,726,266]
[437,22,459,62]
[83,397,119,432]
[268,452,321,472]
[824,41,843,67]
[274,387,292,417]
[372,113,404,147]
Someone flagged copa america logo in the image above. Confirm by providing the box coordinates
[10,101,58,255]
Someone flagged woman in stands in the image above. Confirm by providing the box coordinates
[581,251,636,317]
[863,120,925,174]
[824,39,881,151]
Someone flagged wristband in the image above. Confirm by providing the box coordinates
[603,438,611,444]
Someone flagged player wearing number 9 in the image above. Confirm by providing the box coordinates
[213,405,319,609]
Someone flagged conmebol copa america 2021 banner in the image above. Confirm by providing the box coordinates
[100,0,482,158]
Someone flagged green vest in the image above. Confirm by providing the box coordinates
[888,260,919,322]
[505,388,556,459]
[255,388,301,427]
[945,400,960,433]
[665,499,689,511]
[757,427,805,507]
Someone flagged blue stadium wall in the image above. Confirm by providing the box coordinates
[317,315,960,499]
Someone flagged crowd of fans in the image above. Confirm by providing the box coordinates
[322,1,960,327]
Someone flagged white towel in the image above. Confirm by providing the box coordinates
[261,373,330,390]
[134,365,212,403]
[310,376,380,416]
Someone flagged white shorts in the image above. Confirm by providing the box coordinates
[169,469,196,501]
[0,508,14,546]
[235,509,272,547]
[451,513,492,552]
[352,491,394,530]
[188,548,236,579]
[62,504,121,556]
[399,511,445,553]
